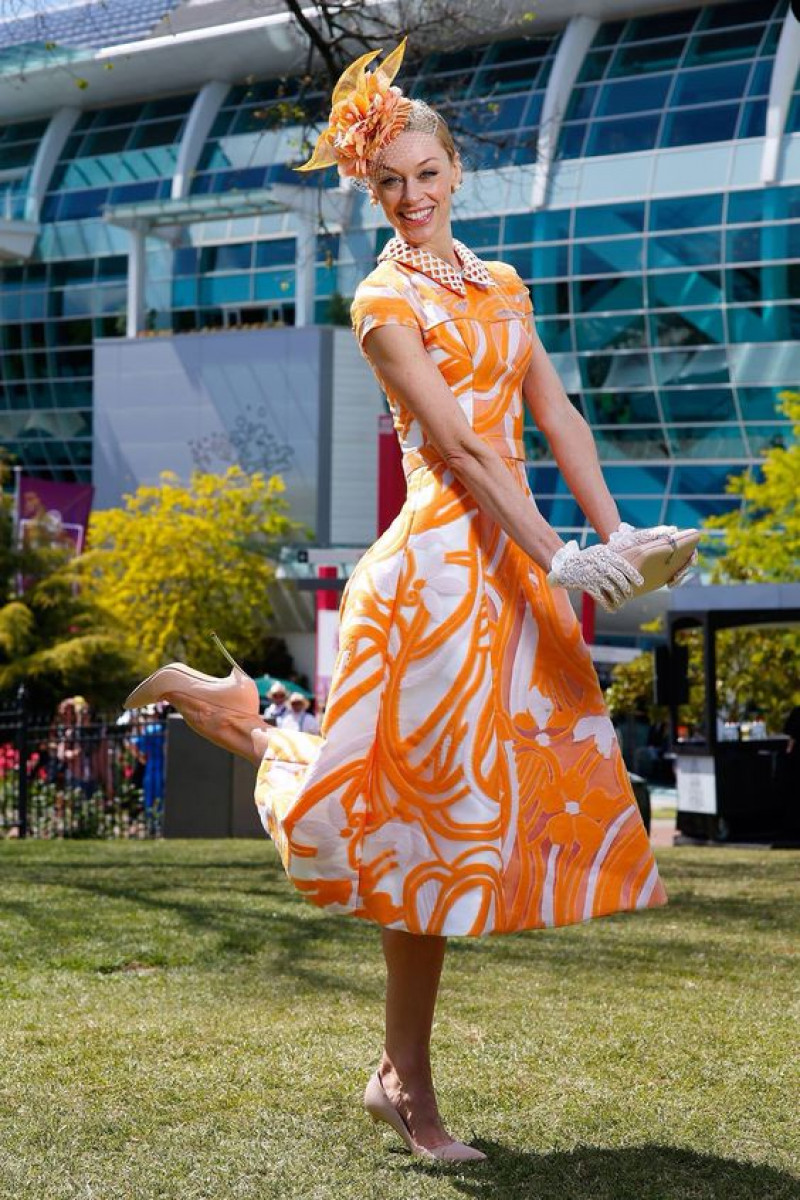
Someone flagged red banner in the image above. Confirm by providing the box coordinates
[18,476,94,556]
[377,413,405,536]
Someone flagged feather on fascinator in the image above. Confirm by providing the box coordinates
[295,38,415,180]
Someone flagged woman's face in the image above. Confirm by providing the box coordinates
[370,132,461,250]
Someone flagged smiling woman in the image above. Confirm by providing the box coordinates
[122,36,698,1168]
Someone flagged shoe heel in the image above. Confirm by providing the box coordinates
[210,631,245,675]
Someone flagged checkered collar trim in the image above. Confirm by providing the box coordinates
[378,236,495,296]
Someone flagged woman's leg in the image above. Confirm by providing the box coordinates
[165,694,271,766]
[378,927,452,1150]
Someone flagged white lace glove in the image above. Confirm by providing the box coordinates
[606,522,698,588]
[606,521,678,550]
[546,540,643,613]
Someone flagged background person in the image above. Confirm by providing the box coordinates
[262,682,289,726]
[279,693,320,735]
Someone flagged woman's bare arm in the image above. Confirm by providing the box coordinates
[362,324,564,572]
[521,322,621,540]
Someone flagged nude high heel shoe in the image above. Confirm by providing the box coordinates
[123,632,259,715]
[363,1072,487,1163]
[615,528,701,598]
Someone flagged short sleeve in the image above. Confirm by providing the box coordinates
[485,260,534,317]
[350,276,422,349]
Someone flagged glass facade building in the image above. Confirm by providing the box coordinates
[0,0,798,542]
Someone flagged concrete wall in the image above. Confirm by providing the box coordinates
[93,325,328,535]
[93,324,384,551]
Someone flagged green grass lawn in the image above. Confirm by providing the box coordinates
[0,839,797,1200]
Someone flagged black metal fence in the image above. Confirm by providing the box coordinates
[0,692,166,839]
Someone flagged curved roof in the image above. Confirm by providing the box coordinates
[0,0,184,53]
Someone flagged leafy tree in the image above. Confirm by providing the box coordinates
[604,628,798,736]
[76,468,305,677]
[705,391,800,583]
[0,465,136,711]
[608,396,800,735]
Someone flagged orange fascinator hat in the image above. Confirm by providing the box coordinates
[295,38,414,180]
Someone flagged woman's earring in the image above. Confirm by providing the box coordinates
[369,194,379,207]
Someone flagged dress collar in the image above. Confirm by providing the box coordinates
[377,236,495,296]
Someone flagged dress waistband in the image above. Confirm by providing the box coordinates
[403,435,526,477]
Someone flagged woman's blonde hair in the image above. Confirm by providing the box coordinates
[404,100,458,163]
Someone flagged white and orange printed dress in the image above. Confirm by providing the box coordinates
[254,236,667,937]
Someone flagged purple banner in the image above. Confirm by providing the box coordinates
[19,476,94,556]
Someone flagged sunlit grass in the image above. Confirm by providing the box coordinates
[0,839,797,1200]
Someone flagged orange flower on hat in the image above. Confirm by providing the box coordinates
[296,38,413,179]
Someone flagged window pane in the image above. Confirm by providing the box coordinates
[579,351,652,389]
[558,123,588,158]
[573,238,643,275]
[595,74,671,116]
[583,390,659,422]
[726,263,798,302]
[667,426,748,457]
[661,104,739,146]
[726,223,800,262]
[746,424,792,454]
[255,239,295,268]
[609,38,685,76]
[565,85,597,121]
[452,217,501,247]
[646,268,722,309]
[672,63,751,107]
[666,497,741,526]
[727,185,800,224]
[738,386,788,419]
[212,243,253,272]
[661,388,736,422]
[57,188,109,220]
[593,428,671,460]
[108,180,159,205]
[616,498,665,526]
[505,244,568,279]
[687,26,766,65]
[738,98,767,138]
[79,127,131,156]
[577,50,612,84]
[199,275,251,304]
[728,304,800,342]
[531,280,570,316]
[649,193,723,230]
[573,274,644,312]
[536,495,584,526]
[623,10,698,38]
[128,118,184,150]
[603,464,670,493]
[653,347,729,385]
[672,464,735,493]
[702,2,770,29]
[535,318,572,354]
[748,58,773,95]
[505,209,571,243]
[585,114,660,156]
[648,231,721,268]
[574,314,646,352]
[651,308,725,346]
[253,271,294,301]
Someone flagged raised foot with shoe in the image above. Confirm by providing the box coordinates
[123,632,259,715]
